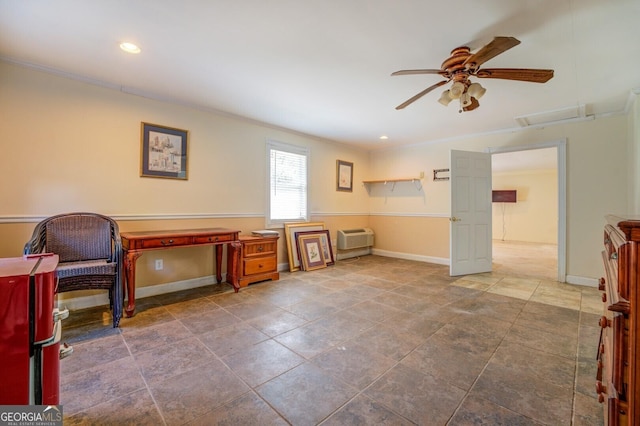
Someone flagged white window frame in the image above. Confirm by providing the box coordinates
[265,139,310,228]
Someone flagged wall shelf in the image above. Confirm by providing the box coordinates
[362,178,422,191]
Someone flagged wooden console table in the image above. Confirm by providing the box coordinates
[121,228,240,317]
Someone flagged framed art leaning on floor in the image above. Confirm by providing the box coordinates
[295,229,334,266]
[297,234,326,271]
[284,222,324,272]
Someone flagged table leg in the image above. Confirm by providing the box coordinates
[123,251,142,317]
[215,244,223,283]
[228,241,241,292]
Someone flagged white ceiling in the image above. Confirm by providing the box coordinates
[1,1,639,151]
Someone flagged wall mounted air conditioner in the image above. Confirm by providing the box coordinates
[337,228,374,250]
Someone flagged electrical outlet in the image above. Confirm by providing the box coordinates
[155,259,163,270]
[419,171,424,179]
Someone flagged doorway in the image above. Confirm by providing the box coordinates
[488,140,566,282]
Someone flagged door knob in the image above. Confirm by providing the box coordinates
[450,217,462,222]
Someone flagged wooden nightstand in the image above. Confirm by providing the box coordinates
[227,235,279,288]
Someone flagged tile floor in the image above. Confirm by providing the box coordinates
[60,254,604,425]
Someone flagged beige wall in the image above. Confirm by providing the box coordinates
[0,60,635,291]
[368,116,629,281]
[492,169,557,244]
[369,215,450,261]
[0,62,371,302]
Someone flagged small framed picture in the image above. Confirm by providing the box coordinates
[140,122,188,180]
[295,230,334,266]
[336,160,353,192]
[297,235,327,271]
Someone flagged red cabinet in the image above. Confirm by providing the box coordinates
[0,254,70,405]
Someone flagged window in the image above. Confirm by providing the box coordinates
[266,140,309,228]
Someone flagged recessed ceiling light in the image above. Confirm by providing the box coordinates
[119,42,141,54]
[379,135,389,140]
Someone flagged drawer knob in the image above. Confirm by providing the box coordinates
[258,263,264,268]
[595,381,606,395]
[611,252,617,260]
[258,246,264,252]
[161,239,174,245]
[598,277,605,291]
[599,316,610,328]
[602,293,607,303]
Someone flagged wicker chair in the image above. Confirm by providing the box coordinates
[24,212,123,327]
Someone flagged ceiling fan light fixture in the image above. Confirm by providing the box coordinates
[468,82,486,99]
[449,82,465,99]
[438,90,453,106]
[460,92,472,108]
[391,37,554,111]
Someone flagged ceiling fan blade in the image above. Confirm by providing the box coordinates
[395,80,448,110]
[391,69,447,77]
[463,36,520,68]
[476,68,554,83]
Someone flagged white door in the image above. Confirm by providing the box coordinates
[450,150,492,276]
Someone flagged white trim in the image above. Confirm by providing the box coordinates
[0,212,264,224]
[486,139,567,282]
[566,275,599,287]
[372,248,449,265]
[624,88,640,114]
[114,213,261,221]
[367,212,449,218]
[0,211,447,224]
[311,211,371,216]
[58,275,221,311]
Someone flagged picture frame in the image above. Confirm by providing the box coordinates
[336,160,353,192]
[295,230,334,266]
[140,122,188,180]
[297,235,327,271]
[284,222,324,272]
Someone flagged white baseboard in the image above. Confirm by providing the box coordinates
[372,249,449,265]
[57,275,221,311]
[565,275,599,287]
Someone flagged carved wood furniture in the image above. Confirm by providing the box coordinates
[227,235,279,288]
[598,215,640,425]
[121,228,240,317]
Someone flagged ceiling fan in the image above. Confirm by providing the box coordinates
[392,36,554,112]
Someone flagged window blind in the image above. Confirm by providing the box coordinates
[267,141,309,225]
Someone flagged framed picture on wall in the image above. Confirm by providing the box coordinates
[284,222,324,272]
[336,160,353,192]
[140,122,189,180]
